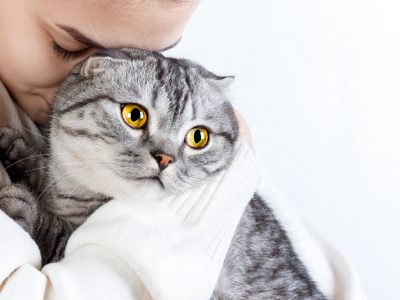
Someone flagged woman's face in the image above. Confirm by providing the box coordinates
[0,0,198,124]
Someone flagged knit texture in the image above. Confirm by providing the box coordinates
[0,81,261,299]
[0,79,365,300]
[58,142,260,300]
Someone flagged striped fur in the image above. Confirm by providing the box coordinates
[0,49,326,298]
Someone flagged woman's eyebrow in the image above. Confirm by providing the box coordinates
[56,24,107,49]
[56,23,181,52]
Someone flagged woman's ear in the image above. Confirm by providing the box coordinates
[80,56,114,77]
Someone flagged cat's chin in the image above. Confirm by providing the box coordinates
[103,177,170,201]
[130,175,188,196]
[135,176,166,189]
[85,171,185,201]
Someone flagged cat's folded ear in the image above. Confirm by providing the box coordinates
[209,76,235,89]
[79,48,148,77]
[80,56,115,78]
[173,58,235,89]
[189,61,235,89]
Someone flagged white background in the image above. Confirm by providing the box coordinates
[168,0,400,299]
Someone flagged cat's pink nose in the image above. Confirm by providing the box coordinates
[153,153,174,170]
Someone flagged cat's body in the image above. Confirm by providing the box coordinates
[0,49,326,299]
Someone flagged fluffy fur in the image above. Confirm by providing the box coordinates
[0,48,326,299]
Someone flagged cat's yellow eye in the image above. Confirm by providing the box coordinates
[186,127,209,148]
[122,104,147,129]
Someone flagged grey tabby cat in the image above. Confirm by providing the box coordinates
[0,48,326,299]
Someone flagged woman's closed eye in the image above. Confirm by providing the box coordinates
[52,41,90,61]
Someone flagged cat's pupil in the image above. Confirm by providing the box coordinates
[130,108,141,121]
[194,129,202,143]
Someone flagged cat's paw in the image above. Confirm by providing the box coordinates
[0,127,24,165]
[0,127,44,189]
[0,184,38,236]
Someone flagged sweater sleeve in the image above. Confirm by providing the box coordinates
[43,142,260,300]
[0,209,151,300]
[0,80,364,300]
[0,80,261,299]
[1,157,153,299]
[0,210,46,298]
[0,142,260,300]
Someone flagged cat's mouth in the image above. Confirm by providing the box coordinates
[136,176,165,189]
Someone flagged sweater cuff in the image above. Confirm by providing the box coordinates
[43,245,152,300]
[0,211,41,287]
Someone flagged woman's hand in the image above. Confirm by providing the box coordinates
[234,109,254,148]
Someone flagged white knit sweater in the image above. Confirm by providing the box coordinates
[0,80,365,299]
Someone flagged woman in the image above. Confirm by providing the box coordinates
[0,0,364,299]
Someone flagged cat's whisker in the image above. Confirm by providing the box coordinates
[35,177,60,203]
[19,123,97,155]
[36,180,59,206]
[61,168,104,210]
[29,159,120,202]
[60,164,122,211]
[4,153,50,171]
[19,127,83,161]
[23,160,114,173]
[36,163,113,209]
[19,124,50,142]
[5,152,112,172]
[34,167,91,204]
[35,162,110,201]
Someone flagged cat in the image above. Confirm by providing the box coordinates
[0,48,326,299]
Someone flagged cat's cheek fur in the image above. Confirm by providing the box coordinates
[157,164,186,193]
[183,138,214,156]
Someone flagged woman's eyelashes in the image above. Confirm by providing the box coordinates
[51,41,90,61]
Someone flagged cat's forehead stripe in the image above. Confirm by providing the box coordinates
[57,95,119,115]
[149,58,197,126]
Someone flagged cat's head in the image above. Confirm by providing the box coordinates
[50,48,238,199]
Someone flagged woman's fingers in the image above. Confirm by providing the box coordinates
[233,109,254,148]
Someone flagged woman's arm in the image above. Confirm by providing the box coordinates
[1,83,261,299]
[0,141,260,300]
